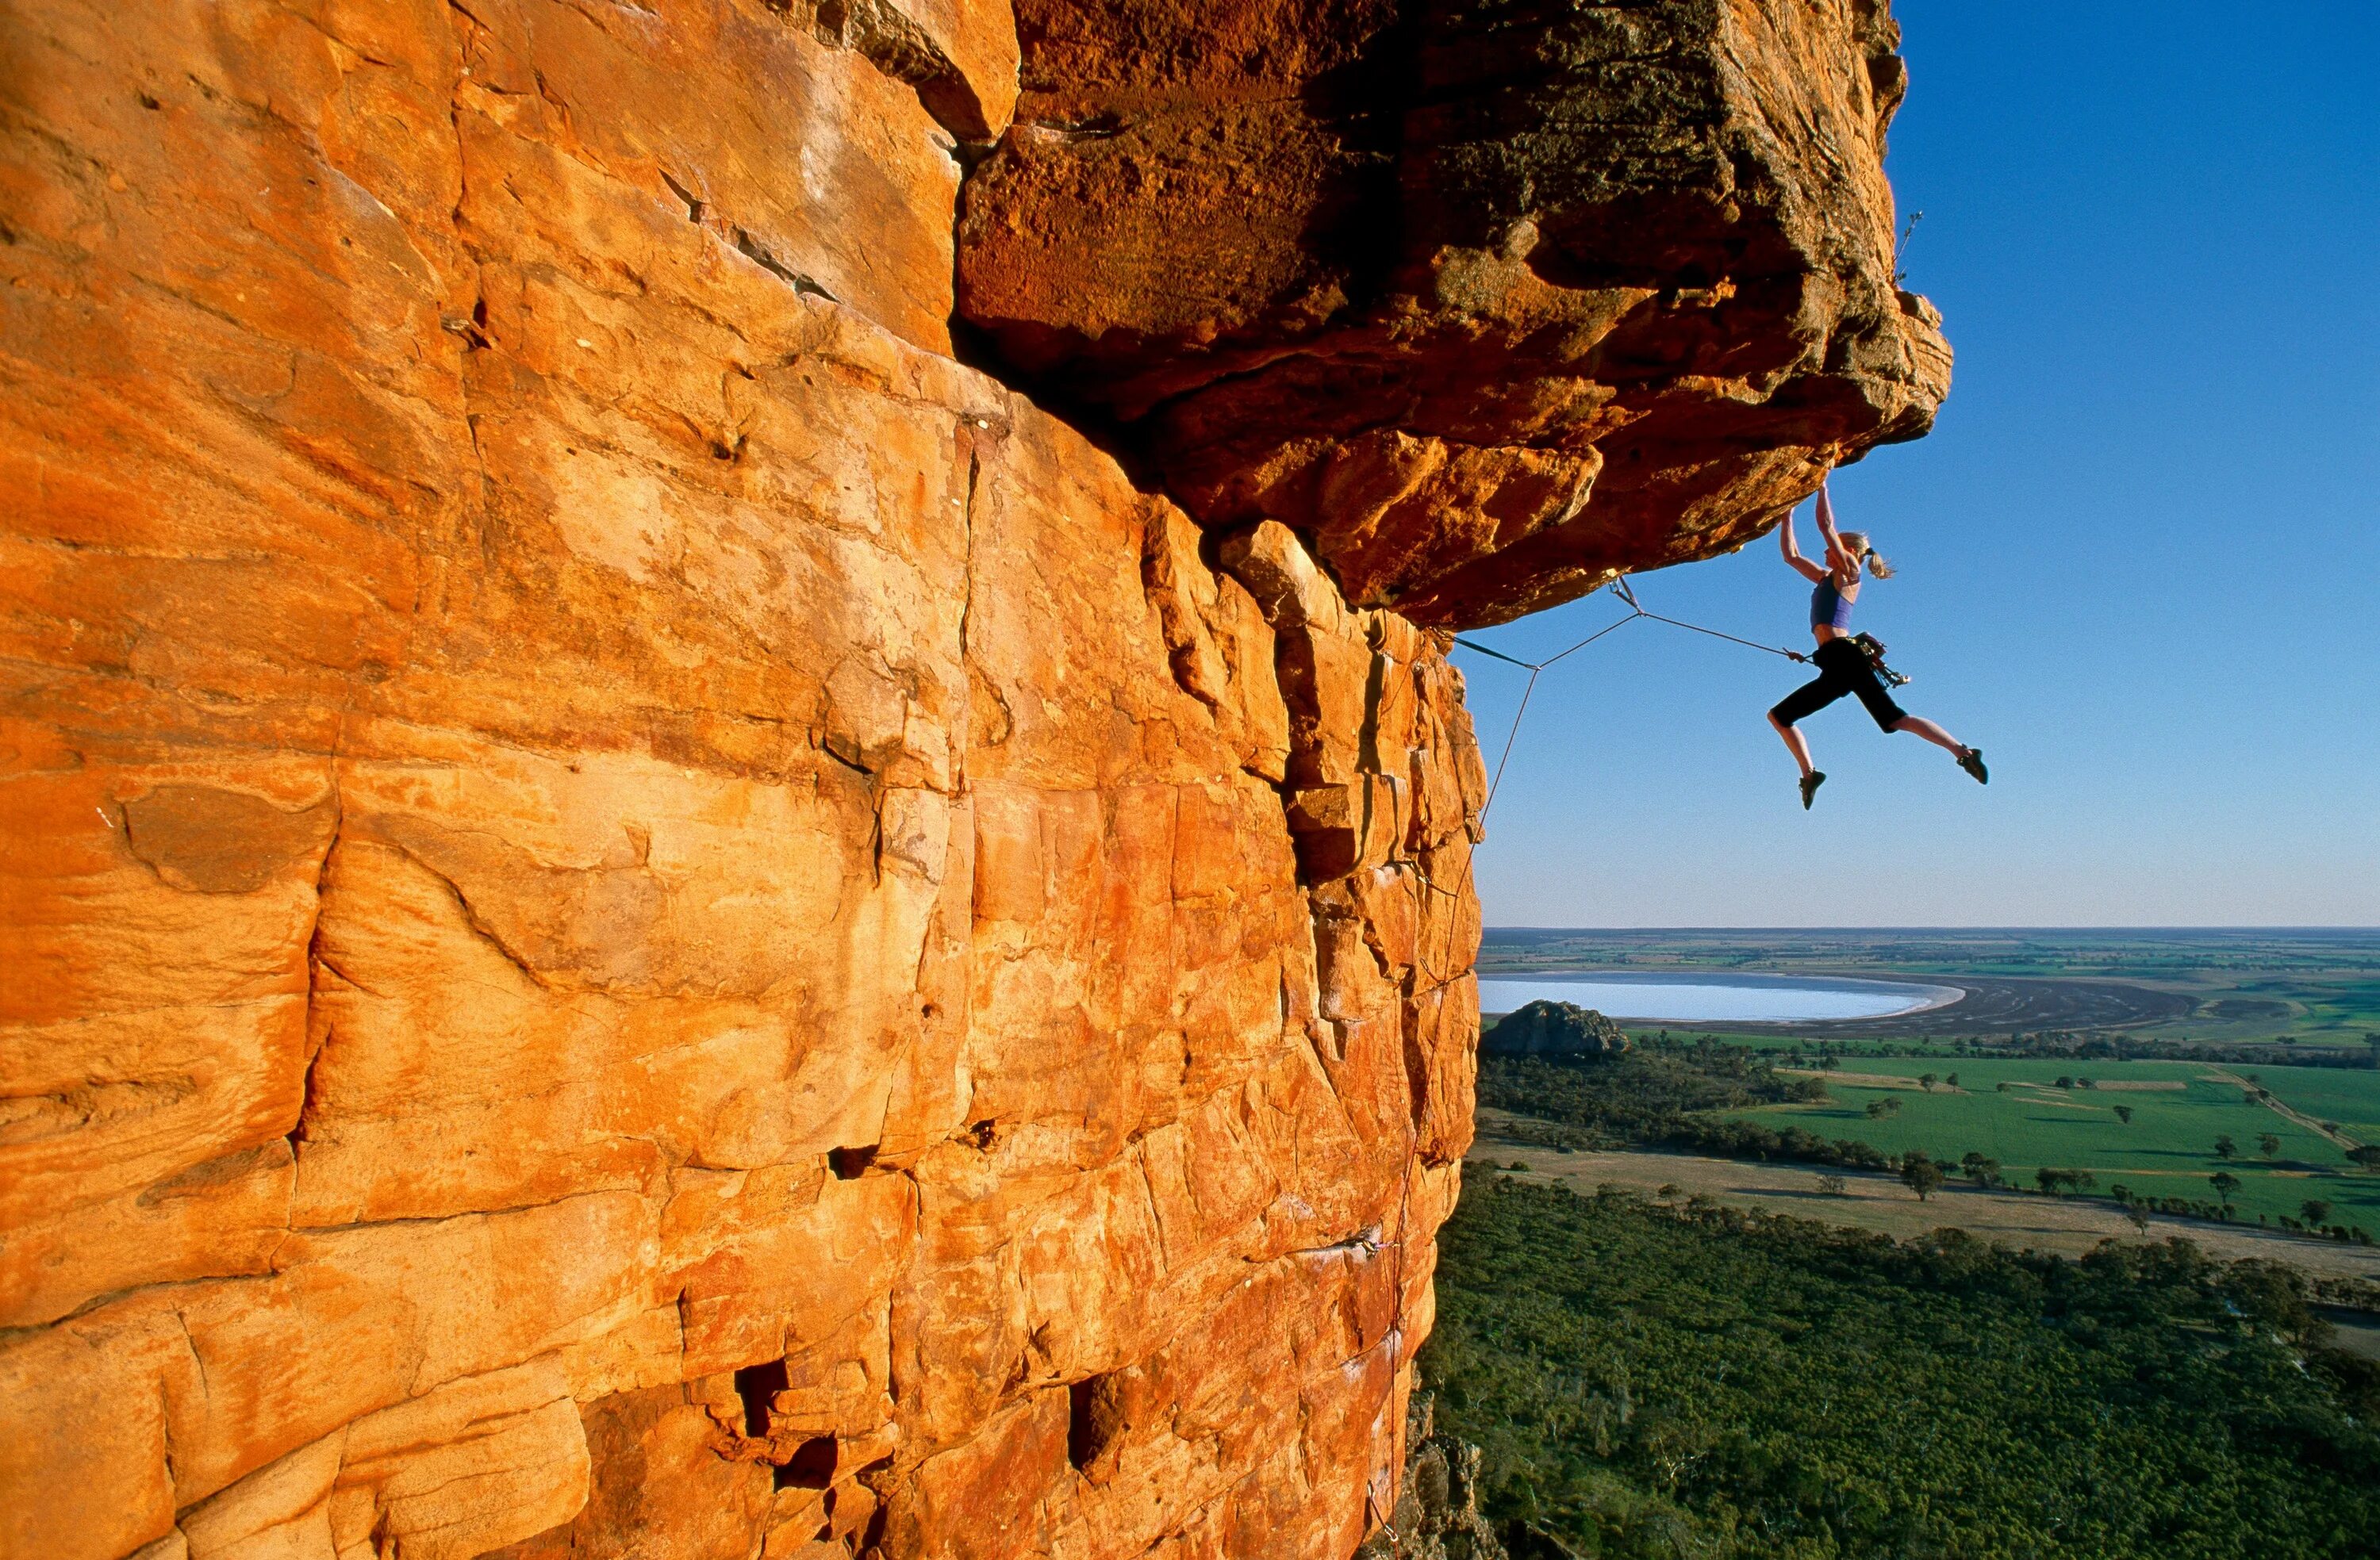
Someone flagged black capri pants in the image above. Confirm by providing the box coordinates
[1770,637,1906,731]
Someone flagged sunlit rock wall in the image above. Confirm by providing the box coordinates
[0,4,1481,1557]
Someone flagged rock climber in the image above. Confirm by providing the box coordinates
[1768,479,1987,809]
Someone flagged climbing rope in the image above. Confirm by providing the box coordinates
[1454,579,1805,685]
[1415,577,1807,991]
[1608,579,1813,663]
[1453,577,1806,811]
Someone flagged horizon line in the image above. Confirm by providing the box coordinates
[1480,925,2380,933]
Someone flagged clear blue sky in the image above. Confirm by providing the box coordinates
[1459,0,2379,928]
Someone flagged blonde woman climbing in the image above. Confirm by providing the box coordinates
[1769,481,1988,809]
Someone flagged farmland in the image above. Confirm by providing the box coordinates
[1716,1056,2379,1232]
[1447,943,2380,1558]
[1479,927,2380,1049]
[1471,1119,2380,1288]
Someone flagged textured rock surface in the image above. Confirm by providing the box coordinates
[0,4,1478,1555]
[958,0,1951,624]
[2,0,1934,1555]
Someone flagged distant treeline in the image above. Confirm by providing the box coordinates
[1990,1029,2380,1067]
[1738,1030,2380,1068]
[2109,1186,2376,1246]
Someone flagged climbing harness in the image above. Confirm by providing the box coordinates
[1848,631,1911,688]
[1417,577,1810,994]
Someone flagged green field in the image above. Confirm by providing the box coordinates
[1719,1057,2379,1232]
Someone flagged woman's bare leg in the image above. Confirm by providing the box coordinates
[1769,713,1817,778]
[1891,714,1974,758]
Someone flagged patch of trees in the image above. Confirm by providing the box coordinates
[1421,1179,2380,1559]
[1477,1044,1909,1174]
[1477,1040,1818,1140]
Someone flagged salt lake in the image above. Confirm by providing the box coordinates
[1478,970,1964,1023]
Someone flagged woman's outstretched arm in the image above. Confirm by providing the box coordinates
[1779,501,1827,583]
[1814,481,1856,579]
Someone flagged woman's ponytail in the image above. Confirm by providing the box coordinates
[1836,528,1894,580]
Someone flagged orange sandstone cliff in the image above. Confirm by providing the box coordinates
[0,3,1942,1558]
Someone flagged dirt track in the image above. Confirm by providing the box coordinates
[2203,1067,2369,1151]
[1469,1127,2380,1286]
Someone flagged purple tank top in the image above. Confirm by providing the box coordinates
[1811,577,1854,631]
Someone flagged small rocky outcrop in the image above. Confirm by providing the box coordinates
[1484,1001,1631,1057]
[1357,1393,1511,1560]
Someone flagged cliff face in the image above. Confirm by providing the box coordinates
[0,2,1937,1558]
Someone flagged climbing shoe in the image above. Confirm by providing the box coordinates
[1958,749,1989,785]
[1800,772,1826,810]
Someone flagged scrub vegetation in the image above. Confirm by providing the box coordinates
[1420,1177,2380,1560]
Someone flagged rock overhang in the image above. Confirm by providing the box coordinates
[955,0,1952,628]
